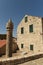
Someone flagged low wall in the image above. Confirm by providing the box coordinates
[0,54,43,65]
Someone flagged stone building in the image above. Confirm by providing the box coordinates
[17,15,43,54]
[0,15,43,65]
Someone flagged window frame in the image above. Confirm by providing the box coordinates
[21,44,24,48]
[21,27,24,34]
[30,45,33,51]
[29,24,33,32]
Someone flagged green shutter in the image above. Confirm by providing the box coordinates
[30,45,33,50]
[29,24,33,32]
[21,44,23,48]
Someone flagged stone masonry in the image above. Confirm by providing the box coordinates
[6,19,13,57]
[0,15,43,65]
[17,15,43,54]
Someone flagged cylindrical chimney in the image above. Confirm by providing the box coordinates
[6,19,13,57]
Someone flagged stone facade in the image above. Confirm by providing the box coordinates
[17,15,43,54]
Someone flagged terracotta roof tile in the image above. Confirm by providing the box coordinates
[0,40,6,48]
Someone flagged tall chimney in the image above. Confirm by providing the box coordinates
[6,19,13,57]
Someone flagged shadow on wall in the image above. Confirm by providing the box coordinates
[12,41,19,53]
[13,54,43,64]
[0,54,43,65]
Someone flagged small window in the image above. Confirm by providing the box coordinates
[25,16,28,22]
[30,45,33,50]
[21,27,24,34]
[29,24,33,32]
[21,44,23,48]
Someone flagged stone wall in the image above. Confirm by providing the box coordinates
[0,54,43,65]
[17,15,43,54]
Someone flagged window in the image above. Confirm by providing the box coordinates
[30,45,33,50]
[21,27,24,34]
[25,16,28,22]
[29,24,33,32]
[21,44,23,48]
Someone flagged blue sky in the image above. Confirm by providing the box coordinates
[0,0,43,37]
